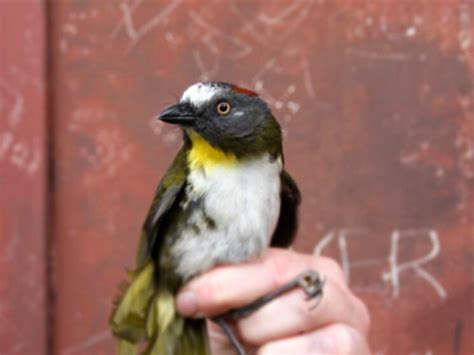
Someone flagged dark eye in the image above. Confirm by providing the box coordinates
[216,102,231,116]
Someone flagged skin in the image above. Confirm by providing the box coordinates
[176,248,371,354]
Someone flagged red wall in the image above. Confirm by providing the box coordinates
[0,0,48,354]
[1,1,473,354]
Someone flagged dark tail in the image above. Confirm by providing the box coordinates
[110,261,210,355]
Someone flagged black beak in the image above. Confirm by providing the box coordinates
[158,103,197,125]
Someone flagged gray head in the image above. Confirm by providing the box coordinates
[158,82,282,158]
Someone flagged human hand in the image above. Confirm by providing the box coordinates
[176,248,371,354]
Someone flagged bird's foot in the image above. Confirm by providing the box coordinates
[211,270,325,355]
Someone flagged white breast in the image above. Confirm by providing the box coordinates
[171,154,282,279]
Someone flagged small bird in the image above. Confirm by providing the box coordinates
[110,82,321,355]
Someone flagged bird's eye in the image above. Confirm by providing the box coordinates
[216,102,231,116]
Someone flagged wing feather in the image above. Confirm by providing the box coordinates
[136,147,188,267]
[270,170,301,248]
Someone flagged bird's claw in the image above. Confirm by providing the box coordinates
[296,270,325,300]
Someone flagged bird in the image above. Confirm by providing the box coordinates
[109,81,321,355]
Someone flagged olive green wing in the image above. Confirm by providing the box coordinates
[270,170,301,248]
[136,146,188,267]
[110,147,192,351]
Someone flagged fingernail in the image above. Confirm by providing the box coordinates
[176,291,198,316]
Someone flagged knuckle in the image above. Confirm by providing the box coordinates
[266,249,294,288]
[315,256,347,286]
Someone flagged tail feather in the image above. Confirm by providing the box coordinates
[110,261,210,354]
[177,319,209,354]
[110,261,156,343]
[143,318,208,355]
[117,339,138,355]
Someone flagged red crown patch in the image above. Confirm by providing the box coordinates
[230,84,258,97]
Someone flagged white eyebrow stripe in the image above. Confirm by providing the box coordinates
[180,83,221,106]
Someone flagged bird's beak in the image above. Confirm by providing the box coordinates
[158,103,197,126]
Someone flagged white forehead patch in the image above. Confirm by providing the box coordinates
[180,83,222,107]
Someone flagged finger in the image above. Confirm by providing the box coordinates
[176,248,346,317]
[206,320,257,355]
[258,323,371,355]
[236,277,370,345]
[206,320,239,355]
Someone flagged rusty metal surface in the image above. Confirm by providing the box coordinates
[0,1,48,354]
[48,1,473,354]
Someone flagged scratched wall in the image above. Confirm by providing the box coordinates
[4,0,469,354]
[0,0,48,354]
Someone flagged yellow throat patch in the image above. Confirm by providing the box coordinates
[187,132,237,171]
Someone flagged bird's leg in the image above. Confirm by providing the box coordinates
[227,270,325,319]
[211,270,325,355]
[211,315,246,355]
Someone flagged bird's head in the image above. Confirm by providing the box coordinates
[158,82,282,159]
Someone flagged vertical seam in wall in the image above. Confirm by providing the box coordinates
[43,0,56,354]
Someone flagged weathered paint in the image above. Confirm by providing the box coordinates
[2,0,473,354]
[51,1,473,354]
[0,0,48,354]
